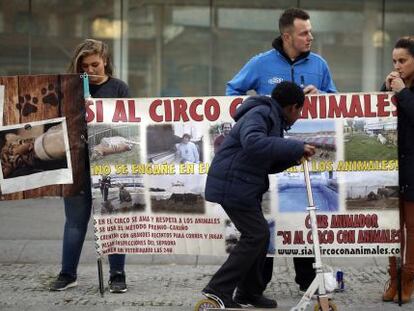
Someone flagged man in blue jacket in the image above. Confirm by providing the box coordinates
[202,81,316,308]
[225,7,337,295]
[226,8,336,96]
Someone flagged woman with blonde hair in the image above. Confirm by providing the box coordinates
[382,36,414,304]
[49,39,129,293]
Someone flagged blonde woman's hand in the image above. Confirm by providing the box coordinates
[85,98,94,106]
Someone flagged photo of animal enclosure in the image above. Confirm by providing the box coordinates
[148,173,205,214]
[286,120,336,161]
[277,170,339,212]
[344,171,399,209]
[92,174,146,215]
[88,124,140,165]
[147,123,204,164]
[344,117,397,161]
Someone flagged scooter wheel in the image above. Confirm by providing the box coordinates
[194,298,221,311]
[313,300,338,311]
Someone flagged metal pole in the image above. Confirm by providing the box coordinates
[97,257,105,297]
[302,160,323,274]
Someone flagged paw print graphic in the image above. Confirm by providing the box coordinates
[41,83,62,106]
[16,94,38,117]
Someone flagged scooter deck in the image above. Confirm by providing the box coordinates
[205,308,278,310]
[198,293,278,310]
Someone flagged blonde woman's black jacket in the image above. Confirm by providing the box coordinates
[204,95,304,210]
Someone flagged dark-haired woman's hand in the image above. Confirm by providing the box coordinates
[385,71,400,90]
[390,77,406,93]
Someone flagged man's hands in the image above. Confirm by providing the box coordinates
[303,144,316,160]
[303,85,319,95]
[385,71,405,93]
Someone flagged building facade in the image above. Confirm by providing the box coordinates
[1,0,414,97]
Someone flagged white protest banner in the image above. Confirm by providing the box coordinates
[90,93,400,257]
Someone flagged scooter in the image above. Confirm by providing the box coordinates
[290,160,337,311]
[194,160,338,311]
[194,292,225,310]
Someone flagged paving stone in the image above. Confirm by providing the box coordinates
[0,263,413,310]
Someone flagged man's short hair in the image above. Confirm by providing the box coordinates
[279,8,310,34]
[271,81,305,108]
[221,122,232,130]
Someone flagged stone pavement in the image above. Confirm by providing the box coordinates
[0,260,413,311]
[1,198,413,310]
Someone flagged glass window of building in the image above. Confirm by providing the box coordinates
[1,0,414,96]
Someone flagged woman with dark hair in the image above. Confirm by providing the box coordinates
[49,39,129,293]
[382,36,414,304]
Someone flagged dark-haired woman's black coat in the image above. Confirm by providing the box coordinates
[395,87,414,201]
